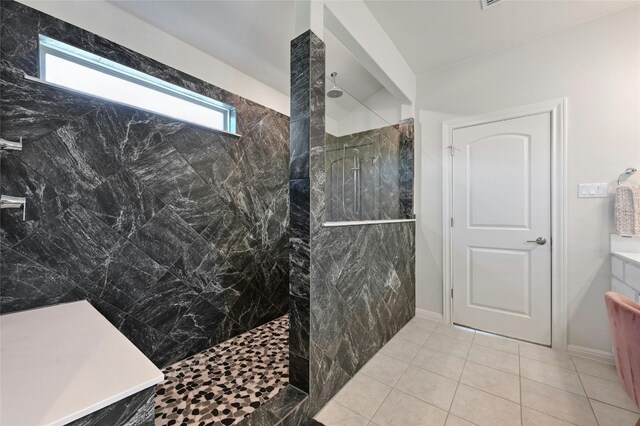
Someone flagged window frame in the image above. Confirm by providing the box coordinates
[38,35,237,134]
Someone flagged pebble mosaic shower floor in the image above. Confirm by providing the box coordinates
[154,315,289,426]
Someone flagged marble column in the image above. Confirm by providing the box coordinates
[289,30,325,394]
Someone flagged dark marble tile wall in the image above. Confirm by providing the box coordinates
[0,1,289,369]
[325,121,414,222]
[289,27,416,423]
[240,385,308,426]
[288,29,325,394]
[308,222,415,414]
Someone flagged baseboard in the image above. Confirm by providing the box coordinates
[567,344,615,365]
[415,308,444,323]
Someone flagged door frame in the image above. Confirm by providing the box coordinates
[442,98,568,350]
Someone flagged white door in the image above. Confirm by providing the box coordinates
[452,112,551,345]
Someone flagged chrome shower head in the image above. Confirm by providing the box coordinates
[327,88,344,98]
[327,72,343,98]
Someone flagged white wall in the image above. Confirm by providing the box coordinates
[18,0,290,115]
[415,7,640,353]
[332,88,403,136]
[324,1,416,104]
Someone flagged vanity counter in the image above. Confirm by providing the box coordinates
[611,251,640,268]
[0,301,163,426]
[610,235,640,303]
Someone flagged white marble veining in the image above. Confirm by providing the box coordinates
[0,301,163,426]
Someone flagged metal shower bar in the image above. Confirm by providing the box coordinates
[1,195,27,220]
[0,137,23,151]
[1,137,27,220]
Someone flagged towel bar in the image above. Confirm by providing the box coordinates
[618,168,638,185]
[0,195,26,220]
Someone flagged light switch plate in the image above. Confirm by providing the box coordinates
[578,183,608,198]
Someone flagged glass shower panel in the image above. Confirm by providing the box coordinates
[327,134,380,221]
[324,77,413,223]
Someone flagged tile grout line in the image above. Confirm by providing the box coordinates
[417,324,460,425]
[384,323,445,422]
[350,323,436,423]
[358,351,412,388]
[518,342,523,426]
[421,328,473,361]
[519,350,577,371]
[361,320,636,426]
[333,321,593,426]
[572,364,622,384]
[466,345,520,376]
[520,355,636,424]
[444,330,475,425]
[403,358,524,415]
[421,342,526,386]
[519,364,592,398]
[524,406,582,426]
[430,326,476,343]
[587,398,640,417]
[366,365,408,422]
[317,400,369,424]
[571,355,600,425]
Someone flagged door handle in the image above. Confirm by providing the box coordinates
[526,237,547,245]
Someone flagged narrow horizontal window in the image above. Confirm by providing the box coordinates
[38,35,236,134]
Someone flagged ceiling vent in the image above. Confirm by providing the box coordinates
[481,0,504,9]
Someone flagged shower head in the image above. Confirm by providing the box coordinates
[327,72,343,98]
[327,88,344,98]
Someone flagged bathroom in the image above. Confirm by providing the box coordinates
[0,1,639,425]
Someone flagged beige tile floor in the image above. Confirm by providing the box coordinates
[315,317,640,426]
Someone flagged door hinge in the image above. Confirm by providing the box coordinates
[451,288,454,298]
[450,217,454,227]
[447,145,455,156]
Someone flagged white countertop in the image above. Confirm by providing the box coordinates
[0,301,164,426]
[612,251,640,268]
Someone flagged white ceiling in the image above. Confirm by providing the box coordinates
[325,30,384,106]
[111,0,388,119]
[111,1,382,100]
[111,1,294,95]
[111,0,637,100]
[324,30,387,121]
[364,0,637,75]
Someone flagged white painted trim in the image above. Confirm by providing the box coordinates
[415,308,444,323]
[442,98,568,351]
[568,345,615,365]
[322,218,416,227]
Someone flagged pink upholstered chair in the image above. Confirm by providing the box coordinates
[604,292,640,424]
